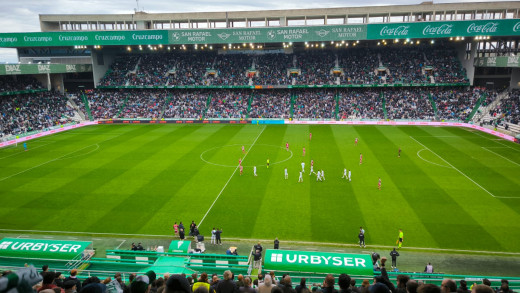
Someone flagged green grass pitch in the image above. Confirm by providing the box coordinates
[0,124,519,253]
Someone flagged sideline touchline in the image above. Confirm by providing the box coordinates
[0,228,519,256]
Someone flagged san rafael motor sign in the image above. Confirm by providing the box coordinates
[0,238,91,260]
[264,249,373,276]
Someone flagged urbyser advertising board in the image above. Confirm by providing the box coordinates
[0,238,92,260]
[263,249,373,276]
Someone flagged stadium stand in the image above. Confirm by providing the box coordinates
[95,43,469,88]
[337,89,385,120]
[432,87,485,121]
[163,90,209,119]
[490,89,520,126]
[2,3,520,293]
[1,85,498,139]
[0,75,44,92]
[293,89,336,120]
[249,90,292,119]
[98,55,141,86]
[385,89,435,120]
[205,90,250,119]
[0,91,76,138]
[2,260,520,293]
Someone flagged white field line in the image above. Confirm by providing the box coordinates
[0,144,100,182]
[1,228,519,256]
[198,126,266,227]
[416,149,451,168]
[409,136,519,199]
[482,147,520,167]
[115,239,126,249]
[200,143,293,168]
[0,132,125,182]
[0,142,56,160]
[464,128,520,153]
[412,136,460,138]
[57,144,100,161]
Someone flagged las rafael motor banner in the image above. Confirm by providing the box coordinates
[263,249,373,276]
[0,238,91,260]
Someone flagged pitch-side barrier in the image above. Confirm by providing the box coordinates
[1,120,516,149]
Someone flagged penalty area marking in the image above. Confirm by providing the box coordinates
[416,149,451,168]
[482,147,520,167]
[0,132,126,182]
[116,239,126,249]
[200,143,293,168]
[198,126,266,227]
[0,141,57,160]
[56,144,100,161]
[410,136,519,199]
[463,128,520,153]
[1,228,519,256]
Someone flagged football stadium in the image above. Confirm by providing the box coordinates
[1,1,520,293]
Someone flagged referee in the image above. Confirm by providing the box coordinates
[358,227,366,248]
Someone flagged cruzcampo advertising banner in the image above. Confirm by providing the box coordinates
[0,30,169,48]
[367,19,520,40]
[0,64,92,75]
[0,238,91,260]
[474,56,520,68]
[263,249,373,276]
[168,240,191,253]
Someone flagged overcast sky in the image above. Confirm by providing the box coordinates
[0,0,512,62]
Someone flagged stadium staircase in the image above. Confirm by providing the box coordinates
[66,94,87,121]
[116,94,130,118]
[290,93,296,119]
[474,91,520,135]
[165,68,173,86]
[381,91,388,120]
[247,92,254,119]
[427,92,439,120]
[465,92,487,122]
[159,93,174,119]
[202,94,213,119]
[334,93,340,120]
[123,57,141,86]
[472,90,508,123]
[80,93,94,121]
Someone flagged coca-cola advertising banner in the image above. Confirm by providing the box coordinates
[368,19,520,40]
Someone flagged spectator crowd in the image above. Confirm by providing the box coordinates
[96,43,468,87]
[1,91,75,138]
[0,256,515,293]
[0,86,495,138]
[0,76,44,92]
[489,89,520,126]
